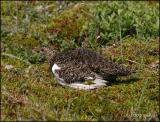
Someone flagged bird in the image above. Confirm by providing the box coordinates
[40,47,134,90]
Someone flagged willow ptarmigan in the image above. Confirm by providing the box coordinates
[40,47,134,90]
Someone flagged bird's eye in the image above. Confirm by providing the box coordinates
[41,48,44,52]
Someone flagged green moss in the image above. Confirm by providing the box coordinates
[1,1,159,121]
[1,37,159,121]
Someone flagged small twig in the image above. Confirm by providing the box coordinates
[126,59,151,69]
[126,59,142,65]
[126,59,158,72]
[1,53,31,65]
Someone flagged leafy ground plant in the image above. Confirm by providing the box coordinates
[84,1,159,48]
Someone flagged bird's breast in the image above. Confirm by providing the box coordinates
[52,63,63,80]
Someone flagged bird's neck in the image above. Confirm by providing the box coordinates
[46,50,57,63]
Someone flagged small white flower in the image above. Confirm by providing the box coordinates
[96,35,100,39]
[5,65,14,70]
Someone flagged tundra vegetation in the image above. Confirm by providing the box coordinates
[1,1,159,121]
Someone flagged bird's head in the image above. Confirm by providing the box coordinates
[40,46,57,63]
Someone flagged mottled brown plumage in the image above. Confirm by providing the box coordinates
[41,47,133,84]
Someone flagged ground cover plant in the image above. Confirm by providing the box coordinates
[1,1,159,121]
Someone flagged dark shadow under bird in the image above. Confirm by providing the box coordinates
[40,47,135,90]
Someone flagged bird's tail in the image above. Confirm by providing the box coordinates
[117,66,136,76]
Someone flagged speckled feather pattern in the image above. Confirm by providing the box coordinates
[45,48,132,83]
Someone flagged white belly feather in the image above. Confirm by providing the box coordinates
[52,64,61,74]
[52,64,65,83]
[51,63,107,90]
